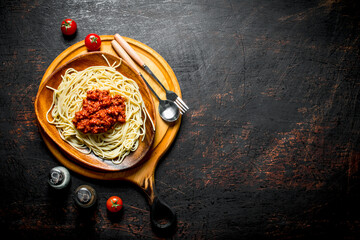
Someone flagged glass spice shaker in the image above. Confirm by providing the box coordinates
[48,166,71,189]
[73,185,97,209]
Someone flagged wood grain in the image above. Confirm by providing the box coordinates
[35,37,183,210]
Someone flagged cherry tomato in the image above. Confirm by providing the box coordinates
[106,196,123,212]
[61,19,77,36]
[85,33,101,51]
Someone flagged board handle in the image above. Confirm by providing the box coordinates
[141,175,177,235]
[150,196,177,234]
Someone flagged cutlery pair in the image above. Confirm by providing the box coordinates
[112,34,189,115]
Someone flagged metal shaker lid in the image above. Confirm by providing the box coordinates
[49,168,64,186]
[76,187,92,204]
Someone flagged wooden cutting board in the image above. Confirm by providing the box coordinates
[39,35,182,204]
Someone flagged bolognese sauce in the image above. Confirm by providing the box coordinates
[72,89,126,134]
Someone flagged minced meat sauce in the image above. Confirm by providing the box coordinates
[72,89,126,134]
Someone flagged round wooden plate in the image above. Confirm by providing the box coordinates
[35,52,156,171]
[38,35,182,203]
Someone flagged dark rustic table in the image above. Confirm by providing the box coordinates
[1,0,360,239]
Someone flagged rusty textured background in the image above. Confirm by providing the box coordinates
[1,0,360,239]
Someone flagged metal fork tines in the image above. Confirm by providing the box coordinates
[166,91,189,115]
[143,65,189,114]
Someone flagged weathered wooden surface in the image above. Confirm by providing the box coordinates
[1,0,360,239]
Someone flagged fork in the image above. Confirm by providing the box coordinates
[114,34,189,114]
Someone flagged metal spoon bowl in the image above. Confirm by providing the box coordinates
[158,99,180,122]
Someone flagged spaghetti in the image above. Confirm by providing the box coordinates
[46,57,152,164]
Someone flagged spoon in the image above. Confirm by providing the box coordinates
[111,40,179,122]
